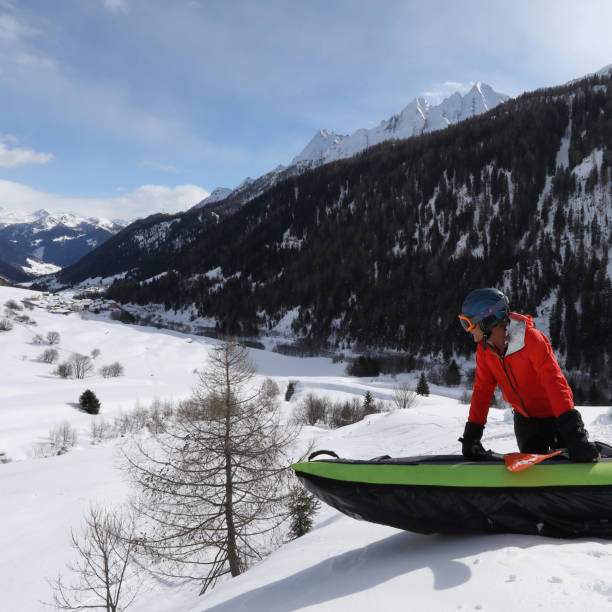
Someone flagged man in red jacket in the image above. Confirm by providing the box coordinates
[458,288,599,462]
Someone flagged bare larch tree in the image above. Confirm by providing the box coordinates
[125,340,299,594]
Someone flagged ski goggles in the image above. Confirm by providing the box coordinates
[458,314,479,332]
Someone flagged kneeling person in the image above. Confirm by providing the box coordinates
[458,288,599,463]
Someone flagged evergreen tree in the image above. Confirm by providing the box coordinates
[362,391,375,415]
[79,389,100,415]
[287,485,320,539]
[416,372,430,396]
[443,360,461,386]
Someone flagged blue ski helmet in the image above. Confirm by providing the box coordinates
[459,288,509,334]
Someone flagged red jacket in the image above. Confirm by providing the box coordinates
[468,313,574,425]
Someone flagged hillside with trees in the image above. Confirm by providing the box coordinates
[79,73,612,402]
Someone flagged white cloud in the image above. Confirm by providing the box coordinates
[420,81,473,105]
[0,11,37,42]
[0,138,54,167]
[104,0,127,13]
[0,5,211,156]
[0,180,209,221]
[139,160,183,174]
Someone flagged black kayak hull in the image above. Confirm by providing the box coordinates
[293,453,612,539]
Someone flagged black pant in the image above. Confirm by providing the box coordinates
[513,411,561,453]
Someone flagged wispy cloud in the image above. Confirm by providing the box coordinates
[420,81,473,105]
[0,5,209,155]
[0,180,209,220]
[139,160,183,174]
[103,0,128,13]
[0,9,37,42]
[0,137,53,168]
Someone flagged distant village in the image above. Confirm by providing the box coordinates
[23,291,120,316]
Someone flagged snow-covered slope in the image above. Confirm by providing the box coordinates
[1,284,612,612]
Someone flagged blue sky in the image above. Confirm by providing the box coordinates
[1,0,612,220]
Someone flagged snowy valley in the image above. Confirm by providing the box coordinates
[2,284,612,612]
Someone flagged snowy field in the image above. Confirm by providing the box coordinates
[1,285,612,612]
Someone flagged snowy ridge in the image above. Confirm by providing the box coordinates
[291,83,509,167]
[201,187,233,205]
[0,207,122,231]
[197,82,509,208]
[0,207,126,279]
[567,63,612,85]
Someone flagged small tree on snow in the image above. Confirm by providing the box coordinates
[287,484,320,539]
[99,362,124,378]
[293,393,328,426]
[47,330,61,345]
[70,354,94,379]
[125,340,299,594]
[47,505,141,612]
[49,421,78,455]
[416,372,430,397]
[443,359,461,386]
[79,389,101,415]
[392,383,417,410]
[54,362,73,379]
[39,348,59,364]
[362,391,376,415]
[4,299,21,311]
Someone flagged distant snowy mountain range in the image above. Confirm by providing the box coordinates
[0,208,125,280]
[196,82,509,208]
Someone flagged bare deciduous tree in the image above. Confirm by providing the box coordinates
[90,417,113,445]
[47,330,61,345]
[292,393,328,426]
[70,353,94,379]
[47,505,141,612]
[260,377,280,399]
[392,382,417,410]
[39,348,59,364]
[99,362,124,378]
[54,362,73,379]
[49,421,78,455]
[125,340,299,594]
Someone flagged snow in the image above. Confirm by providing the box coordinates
[1,283,612,612]
[555,116,571,169]
[21,257,62,276]
[281,228,303,250]
[0,207,123,232]
[52,234,84,242]
[210,82,509,209]
[572,149,603,180]
[291,83,509,168]
[196,187,234,207]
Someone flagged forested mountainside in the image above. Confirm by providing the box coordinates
[0,258,26,283]
[75,73,612,400]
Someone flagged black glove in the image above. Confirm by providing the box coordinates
[460,422,485,459]
[556,409,600,463]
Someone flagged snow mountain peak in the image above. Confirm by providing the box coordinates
[289,82,509,169]
[197,81,509,209]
